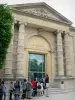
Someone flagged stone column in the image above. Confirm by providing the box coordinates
[64,32,72,76]
[4,23,14,79]
[16,22,25,79]
[57,30,64,76]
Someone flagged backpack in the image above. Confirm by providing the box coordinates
[23,82,26,90]
[26,82,31,91]
[37,85,41,89]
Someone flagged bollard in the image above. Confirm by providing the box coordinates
[61,81,64,89]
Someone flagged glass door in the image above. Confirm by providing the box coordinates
[28,53,45,81]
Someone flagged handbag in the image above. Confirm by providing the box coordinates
[46,83,49,88]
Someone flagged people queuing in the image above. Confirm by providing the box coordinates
[0,74,49,100]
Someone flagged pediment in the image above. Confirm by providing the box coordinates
[11,2,72,25]
[21,8,61,21]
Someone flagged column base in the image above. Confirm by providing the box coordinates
[16,74,25,80]
[0,74,14,80]
[54,76,74,89]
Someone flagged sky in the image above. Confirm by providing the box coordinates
[0,0,75,26]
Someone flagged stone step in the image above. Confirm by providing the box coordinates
[46,88,75,94]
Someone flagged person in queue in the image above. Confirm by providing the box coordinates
[31,78,37,97]
[2,81,6,100]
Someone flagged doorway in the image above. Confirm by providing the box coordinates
[28,53,45,81]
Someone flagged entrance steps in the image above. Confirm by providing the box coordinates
[35,88,75,100]
[47,87,75,94]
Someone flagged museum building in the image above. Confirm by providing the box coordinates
[1,2,75,88]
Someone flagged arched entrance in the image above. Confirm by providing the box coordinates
[25,36,51,81]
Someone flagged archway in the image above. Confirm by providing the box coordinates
[25,36,52,82]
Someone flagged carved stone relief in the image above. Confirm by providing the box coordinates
[20,8,63,21]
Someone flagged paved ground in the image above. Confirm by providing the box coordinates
[31,89,75,100]
[6,88,75,100]
[34,91,75,100]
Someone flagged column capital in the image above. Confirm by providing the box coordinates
[17,21,28,26]
[54,29,63,34]
[63,31,69,35]
[14,20,24,25]
[57,29,62,33]
[56,29,63,33]
[18,21,24,25]
[14,20,28,26]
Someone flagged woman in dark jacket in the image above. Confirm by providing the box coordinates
[45,74,49,88]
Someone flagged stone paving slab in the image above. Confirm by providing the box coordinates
[6,92,75,100]
[33,91,75,100]
[5,88,75,100]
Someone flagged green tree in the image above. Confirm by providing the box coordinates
[0,4,13,69]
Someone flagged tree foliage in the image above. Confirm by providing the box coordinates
[0,4,13,69]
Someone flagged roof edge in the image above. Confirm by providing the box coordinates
[10,2,72,25]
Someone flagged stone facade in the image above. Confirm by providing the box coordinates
[1,2,75,88]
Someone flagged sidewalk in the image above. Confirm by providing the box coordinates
[32,89,75,100]
[6,88,75,100]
